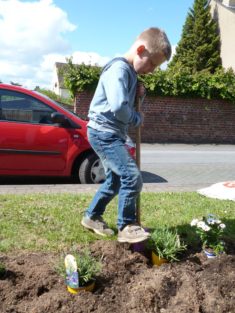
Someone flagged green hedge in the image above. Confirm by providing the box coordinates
[140,67,235,103]
[63,59,235,103]
[63,58,101,98]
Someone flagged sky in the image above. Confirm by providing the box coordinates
[0,0,195,90]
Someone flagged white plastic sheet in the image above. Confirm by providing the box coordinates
[197,181,235,201]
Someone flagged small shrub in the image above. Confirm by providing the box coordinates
[56,249,102,286]
[190,214,226,255]
[147,227,187,262]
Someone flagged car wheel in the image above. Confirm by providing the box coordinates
[79,154,105,184]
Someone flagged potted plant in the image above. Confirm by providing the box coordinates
[190,214,226,258]
[147,227,187,266]
[57,249,102,294]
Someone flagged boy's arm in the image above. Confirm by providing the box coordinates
[104,67,142,127]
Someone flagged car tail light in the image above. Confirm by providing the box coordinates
[125,135,136,159]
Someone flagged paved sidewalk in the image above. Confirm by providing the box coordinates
[0,182,201,195]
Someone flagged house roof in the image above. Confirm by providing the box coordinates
[54,62,69,88]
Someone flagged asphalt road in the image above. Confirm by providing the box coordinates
[0,144,235,194]
[141,144,235,191]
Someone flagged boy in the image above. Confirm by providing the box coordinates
[81,27,171,243]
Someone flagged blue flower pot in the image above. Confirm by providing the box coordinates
[204,249,217,259]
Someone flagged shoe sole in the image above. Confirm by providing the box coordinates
[81,220,114,237]
[117,235,150,244]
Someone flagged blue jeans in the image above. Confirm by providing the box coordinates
[85,127,143,229]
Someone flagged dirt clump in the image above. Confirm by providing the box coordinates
[0,240,234,313]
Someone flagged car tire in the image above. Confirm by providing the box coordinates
[78,153,105,184]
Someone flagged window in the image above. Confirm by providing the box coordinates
[0,90,55,124]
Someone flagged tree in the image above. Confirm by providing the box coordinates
[169,0,221,73]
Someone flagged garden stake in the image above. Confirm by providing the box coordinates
[136,97,141,224]
[131,95,146,253]
[136,96,145,225]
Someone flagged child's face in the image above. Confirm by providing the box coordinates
[133,47,166,74]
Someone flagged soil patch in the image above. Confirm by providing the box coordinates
[0,241,235,313]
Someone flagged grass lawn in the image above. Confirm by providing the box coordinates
[0,192,234,253]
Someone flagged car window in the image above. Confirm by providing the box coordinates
[0,90,55,124]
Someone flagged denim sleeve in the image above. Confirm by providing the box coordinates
[103,67,140,126]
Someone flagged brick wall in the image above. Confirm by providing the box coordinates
[75,91,235,144]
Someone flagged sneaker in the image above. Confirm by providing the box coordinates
[81,216,114,237]
[117,224,150,243]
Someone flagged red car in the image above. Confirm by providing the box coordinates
[0,84,135,184]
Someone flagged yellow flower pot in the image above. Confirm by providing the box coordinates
[151,251,168,266]
[67,280,95,294]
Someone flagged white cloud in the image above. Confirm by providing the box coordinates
[36,51,110,90]
[0,0,76,88]
[72,51,110,67]
[0,0,177,90]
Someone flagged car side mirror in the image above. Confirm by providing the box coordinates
[51,112,81,129]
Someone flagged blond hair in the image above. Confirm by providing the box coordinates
[136,27,172,61]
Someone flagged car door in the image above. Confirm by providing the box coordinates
[0,89,70,174]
